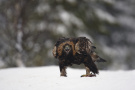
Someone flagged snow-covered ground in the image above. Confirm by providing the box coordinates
[0,66,135,90]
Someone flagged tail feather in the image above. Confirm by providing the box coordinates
[91,46,96,49]
[90,51,107,62]
[96,57,106,62]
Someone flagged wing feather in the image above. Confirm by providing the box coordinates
[53,37,106,62]
[52,46,57,58]
[75,41,81,54]
[74,37,93,55]
[86,40,93,54]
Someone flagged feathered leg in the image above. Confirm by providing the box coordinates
[81,65,96,77]
[81,56,98,77]
[86,66,90,75]
[59,61,67,77]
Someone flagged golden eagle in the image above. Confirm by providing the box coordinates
[52,37,106,77]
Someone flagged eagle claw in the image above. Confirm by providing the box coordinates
[81,74,96,77]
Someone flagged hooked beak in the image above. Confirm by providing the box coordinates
[65,49,70,54]
[64,45,70,54]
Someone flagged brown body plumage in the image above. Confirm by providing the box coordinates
[52,37,106,77]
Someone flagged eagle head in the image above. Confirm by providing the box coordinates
[64,44,72,55]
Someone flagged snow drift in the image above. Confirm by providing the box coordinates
[0,66,135,90]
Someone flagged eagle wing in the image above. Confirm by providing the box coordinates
[52,46,57,58]
[74,37,106,62]
[53,37,106,62]
[52,37,67,58]
[75,37,92,55]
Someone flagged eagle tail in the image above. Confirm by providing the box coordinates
[91,51,107,62]
[96,57,106,62]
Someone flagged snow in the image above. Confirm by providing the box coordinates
[59,10,84,27]
[94,8,116,23]
[0,66,135,90]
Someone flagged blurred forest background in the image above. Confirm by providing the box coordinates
[0,0,135,70]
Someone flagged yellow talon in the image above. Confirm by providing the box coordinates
[81,74,96,77]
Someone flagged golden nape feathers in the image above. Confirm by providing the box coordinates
[52,37,106,77]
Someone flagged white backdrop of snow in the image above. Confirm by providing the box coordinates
[0,66,135,90]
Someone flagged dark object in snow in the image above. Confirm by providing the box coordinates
[52,37,106,77]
